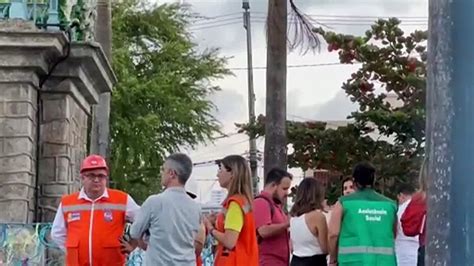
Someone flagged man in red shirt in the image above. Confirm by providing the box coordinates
[253,168,292,266]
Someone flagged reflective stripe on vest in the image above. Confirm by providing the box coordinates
[339,246,394,255]
[62,189,128,265]
[62,203,127,212]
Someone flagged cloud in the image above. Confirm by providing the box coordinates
[209,89,247,131]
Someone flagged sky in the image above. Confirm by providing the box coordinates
[157,0,428,203]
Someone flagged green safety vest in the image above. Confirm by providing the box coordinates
[338,189,397,266]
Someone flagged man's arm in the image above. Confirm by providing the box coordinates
[258,223,289,239]
[328,201,343,265]
[194,223,206,257]
[254,198,289,239]
[129,196,156,240]
[51,203,67,251]
[125,194,141,222]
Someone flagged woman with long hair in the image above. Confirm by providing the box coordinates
[289,178,328,266]
[402,157,428,266]
[203,155,258,266]
[341,177,355,196]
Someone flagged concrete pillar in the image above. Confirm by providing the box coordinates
[0,22,67,223]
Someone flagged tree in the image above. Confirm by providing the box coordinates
[110,1,230,202]
[241,18,427,202]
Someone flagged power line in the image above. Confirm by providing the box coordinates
[211,131,243,140]
[251,12,428,19]
[192,12,428,21]
[191,12,242,21]
[189,20,427,31]
[190,21,243,30]
[228,62,362,71]
[223,15,428,23]
[191,16,242,27]
[188,14,428,31]
[189,15,428,27]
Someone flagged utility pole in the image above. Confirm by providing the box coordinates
[264,0,287,178]
[242,0,258,195]
[426,0,474,265]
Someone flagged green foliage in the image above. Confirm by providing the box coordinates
[110,0,230,202]
[239,18,427,202]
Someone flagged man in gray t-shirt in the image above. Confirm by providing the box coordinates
[130,153,201,266]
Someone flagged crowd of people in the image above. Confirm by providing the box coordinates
[49,153,427,266]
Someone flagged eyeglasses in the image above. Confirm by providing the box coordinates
[83,174,108,181]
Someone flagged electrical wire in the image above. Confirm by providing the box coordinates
[188,15,428,31]
[191,16,242,27]
[190,20,427,31]
[191,12,242,21]
[228,62,362,71]
[250,12,428,20]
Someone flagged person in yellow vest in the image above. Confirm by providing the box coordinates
[51,154,140,265]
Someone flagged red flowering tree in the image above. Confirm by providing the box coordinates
[239,18,427,202]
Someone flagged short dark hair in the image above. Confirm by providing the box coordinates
[397,183,416,195]
[352,162,375,188]
[264,168,292,186]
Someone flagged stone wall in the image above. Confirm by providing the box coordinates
[0,25,115,223]
[0,27,67,223]
[0,79,38,223]
[38,92,89,221]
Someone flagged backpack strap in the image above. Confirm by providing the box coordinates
[254,195,275,219]
[254,195,276,244]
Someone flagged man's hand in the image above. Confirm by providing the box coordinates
[256,221,290,239]
[206,212,217,226]
[203,216,214,232]
[120,236,137,254]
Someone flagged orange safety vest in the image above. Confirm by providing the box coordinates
[196,254,202,266]
[214,195,259,266]
[61,188,128,266]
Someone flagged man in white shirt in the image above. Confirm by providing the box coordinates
[50,154,140,265]
[395,184,419,266]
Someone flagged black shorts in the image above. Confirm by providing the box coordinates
[291,254,327,266]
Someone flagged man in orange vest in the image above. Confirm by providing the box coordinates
[51,154,140,265]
